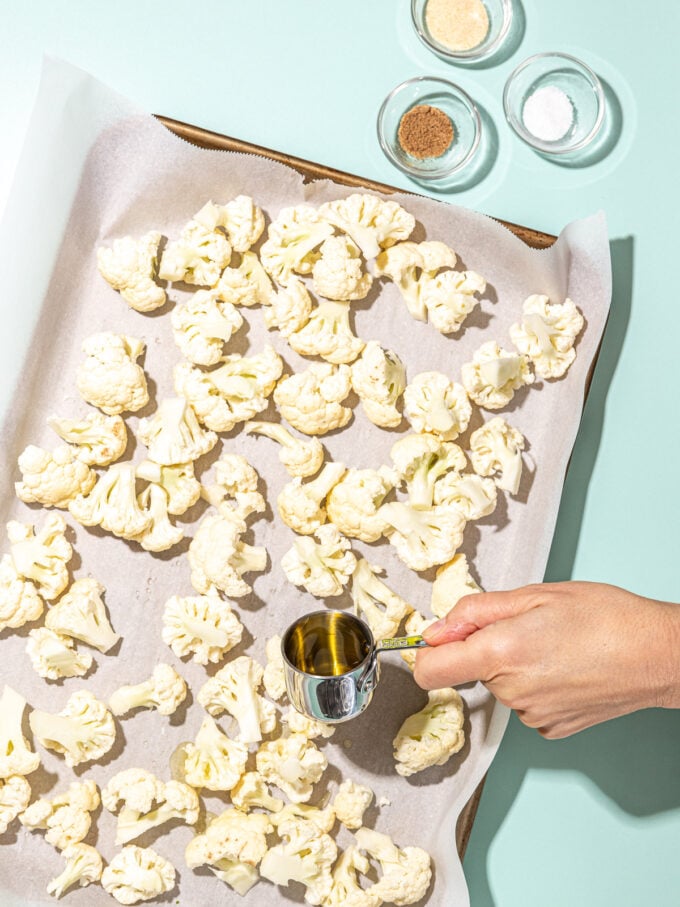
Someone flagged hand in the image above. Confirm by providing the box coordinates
[414,581,680,739]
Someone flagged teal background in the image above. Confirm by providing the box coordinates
[0,1,678,904]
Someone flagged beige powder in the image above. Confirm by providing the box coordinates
[425,0,490,52]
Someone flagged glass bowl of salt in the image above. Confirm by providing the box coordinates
[503,52,605,155]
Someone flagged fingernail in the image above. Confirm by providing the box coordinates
[423,619,446,641]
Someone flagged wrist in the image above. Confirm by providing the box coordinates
[653,601,680,709]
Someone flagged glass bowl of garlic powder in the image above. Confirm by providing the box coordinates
[411,0,513,63]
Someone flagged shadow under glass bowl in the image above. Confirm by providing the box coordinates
[411,0,513,63]
[377,76,481,181]
[503,51,605,155]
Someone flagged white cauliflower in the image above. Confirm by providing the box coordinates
[182,715,249,792]
[0,774,31,834]
[469,415,525,495]
[326,466,394,543]
[109,663,187,717]
[431,553,482,619]
[274,362,353,436]
[320,193,416,260]
[403,371,471,441]
[216,250,275,306]
[333,779,374,830]
[201,451,265,518]
[197,655,277,744]
[231,771,285,813]
[390,432,466,510]
[379,502,466,572]
[281,708,335,741]
[277,461,346,535]
[433,471,498,521]
[289,299,365,364]
[263,277,313,336]
[15,444,95,509]
[269,802,336,834]
[101,845,176,905]
[174,345,283,432]
[354,826,432,905]
[158,214,231,286]
[421,268,487,334]
[46,843,103,899]
[392,687,465,777]
[260,814,337,905]
[45,577,119,653]
[350,341,406,428]
[311,235,373,301]
[375,240,456,320]
[171,290,244,365]
[29,690,116,768]
[324,845,381,907]
[401,610,436,670]
[260,205,333,285]
[263,634,287,701]
[351,558,412,640]
[162,588,243,665]
[7,514,72,600]
[69,463,151,540]
[48,412,127,466]
[461,340,535,410]
[97,231,166,312]
[0,686,40,778]
[195,195,265,253]
[188,508,266,597]
[256,733,327,804]
[245,421,324,478]
[509,294,584,379]
[0,554,43,633]
[135,458,201,515]
[281,524,356,598]
[102,768,199,845]
[132,483,184,552]
[76,332,148,415]
[20,779,99,850]
[137,396,217,466]
[26,627,93,680]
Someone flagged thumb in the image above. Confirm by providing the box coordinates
[423,585,546,645]
[414,632,493,689]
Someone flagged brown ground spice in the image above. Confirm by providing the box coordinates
[397,104,455,160]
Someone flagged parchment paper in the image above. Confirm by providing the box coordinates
[0,59,611,907]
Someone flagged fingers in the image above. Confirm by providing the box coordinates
[413,634,492,689]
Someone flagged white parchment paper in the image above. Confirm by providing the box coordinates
[0,59,611,907]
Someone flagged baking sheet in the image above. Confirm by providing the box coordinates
[0,59,611,907]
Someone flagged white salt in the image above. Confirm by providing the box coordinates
[522,85,574,142]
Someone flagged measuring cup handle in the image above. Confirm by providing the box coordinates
[376,634,428,652]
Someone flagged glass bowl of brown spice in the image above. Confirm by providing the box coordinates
[377,76,481,181]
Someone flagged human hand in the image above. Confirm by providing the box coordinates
[414,581,680,738]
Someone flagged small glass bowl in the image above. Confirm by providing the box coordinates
[503,52,605,155]
[411,0,513,64]
[377,76,481,181]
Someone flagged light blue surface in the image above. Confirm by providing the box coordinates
[0,2,678,905]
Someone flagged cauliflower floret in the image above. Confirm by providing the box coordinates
[509,294,584,379]
[281,707,335,741]
[354,826,432,906]
[320,193,416,260]
[351,558,412,640]
[401,609,436,670]
[135,458,201,515]
[277,461,346,535]
[109,663,187,718]
[158,215,231,286]
[0,686,40,778]
[245,421,324,478]
[390,432,466,510]
[0,774,31,834]
[45,577,119,653]
[195,195,265,253]
[102,768,199,845]
[20,779,99,850]
[0,554,43,632]
[469,415,525,495]
[162,588,243,665]
[421,268,487,334]
[324,845,381,907]
[392,687,465,777]
[311,235,373,301]
[269,802,336,835]
[174,345,283,432]
[182,715,249,792]
[379,502,466,572]
[185,808,272,895]
[46,843,103,899]
[97,231,166,312]
[69,463,151,540]
[137,396,217,466]
[433,471,498,521]
[431,553,482,619]
[260,814,337,905]
[7,514,72,601]
[289,299,365,364]
[26,627,93,680]
[189,509,267,597]
[326,466,393,542]
[375,240,457,320]
[281,524,356,598]
[101,845,176,905]
[171,290,244,366]
[350,341,406,428]
[263,277,314,336]
[201,452,265,518]
[29,690,116,768]
[231,771,285,813]
[48,412,127,466]
[256,733,327,804]
[263,634,287,701]
[274,362,353,436]
[15,444,95,509]
[461,340,535,410]
[216,250,275,307]
[132,483,184,552]
[333,779,374,831]
[403,371,471,441]
[260,205,334,286]
[197,655,277,744]
[76,332,149,415]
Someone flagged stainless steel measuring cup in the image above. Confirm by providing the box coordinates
[281,610,428,723]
